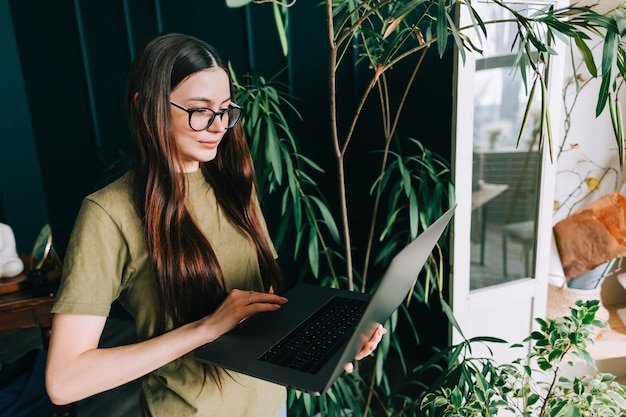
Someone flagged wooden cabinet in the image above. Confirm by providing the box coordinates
[0,254,61,346]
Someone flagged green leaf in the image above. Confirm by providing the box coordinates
[467,335,508,344]
[436,0,448,58]
[607,390,626,408]
[264,119,283,184]
[272,2,289,57]
[307,227,319,278]
[615,7,626,36]
[433,397,449,408]
[574,36,597,77]
[375,331,388,385]
[617,98,624,170]
[527,393,540,406]
[451,386,463,407]
[379,207,403,241]
[516,78,538,148]
[609,97,624,169]
[541,77,553,161]
[596,29,618,116]
[391,0,429,19]
[309,195,340,242]
[446,13,465,64]
[441,299,465,339]
[530,331,547,343]
[409,191,419,238]
[225,0,253,7]
[303,392,313,416]
[563,402,579,417]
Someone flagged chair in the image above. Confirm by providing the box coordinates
[502,220,535,277]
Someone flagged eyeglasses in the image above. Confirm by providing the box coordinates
[170,101,242,130]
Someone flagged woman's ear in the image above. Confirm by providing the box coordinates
[133,92,139,104]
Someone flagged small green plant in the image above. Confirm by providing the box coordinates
[420,300,626,416]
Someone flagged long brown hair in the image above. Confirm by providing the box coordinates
[125,33,282,335]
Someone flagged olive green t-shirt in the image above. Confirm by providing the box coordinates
[52,169,286,417]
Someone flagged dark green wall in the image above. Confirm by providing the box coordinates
[0,0,49,251]
[1,0,289,253]
[0,0,454,358]
[1,0,453,253]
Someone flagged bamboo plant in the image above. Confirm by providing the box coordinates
[227,1,626,416]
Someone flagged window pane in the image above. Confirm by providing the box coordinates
[469,3,542,290]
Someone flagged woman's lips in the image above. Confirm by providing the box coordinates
[199,140,219,148]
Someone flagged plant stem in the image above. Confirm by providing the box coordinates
[363,366,376,416]
[361,48,430,290]
[563,166,618,216]
[326,0,355,289]
[335,0,392,47]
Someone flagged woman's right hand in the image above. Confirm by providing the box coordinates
[47,290,287,405]
[201,289,288,339]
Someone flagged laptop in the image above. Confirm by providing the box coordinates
[194,205,455,395]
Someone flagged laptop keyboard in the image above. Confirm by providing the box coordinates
[259,296,369,374]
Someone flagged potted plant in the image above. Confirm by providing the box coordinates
[226,1,626,416]
[420,300,626,416]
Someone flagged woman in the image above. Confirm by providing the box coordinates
[45,33,384,417]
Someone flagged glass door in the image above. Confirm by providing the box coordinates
[469,3,542,290]
[450,0,564,363]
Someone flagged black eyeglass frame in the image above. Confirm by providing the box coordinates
[170,101,242,131]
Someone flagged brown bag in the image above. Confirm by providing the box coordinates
[553,192,626,279]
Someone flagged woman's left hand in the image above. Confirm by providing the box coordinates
[344,324,387,373]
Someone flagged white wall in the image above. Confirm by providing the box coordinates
[554,0,626,223]
[553,0,626,306]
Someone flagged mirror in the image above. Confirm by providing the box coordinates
[469,2,542,290]
[30,224,61,271]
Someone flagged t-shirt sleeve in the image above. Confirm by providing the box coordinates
[52,198,129,316]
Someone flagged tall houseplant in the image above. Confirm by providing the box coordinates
[227,1,626,416]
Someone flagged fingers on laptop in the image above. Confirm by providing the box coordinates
[237,289,288,305]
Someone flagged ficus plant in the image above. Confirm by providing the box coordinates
[226,1,626,416]
[420,300,626,416]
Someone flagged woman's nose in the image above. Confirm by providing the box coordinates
[208,115,227,132]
